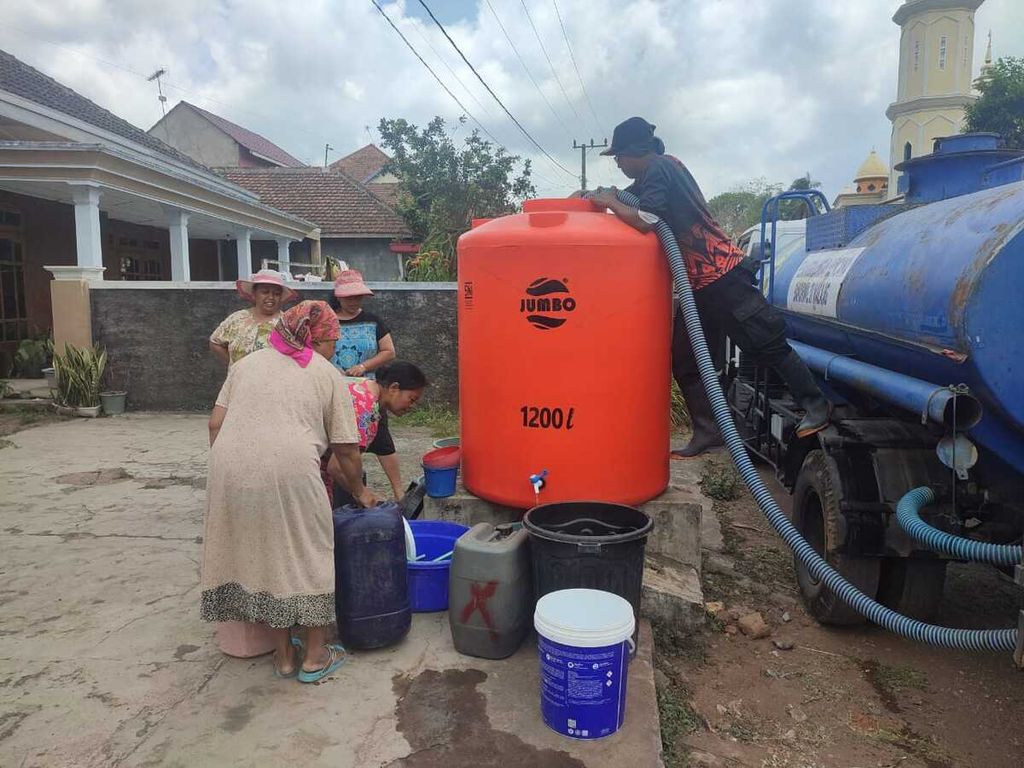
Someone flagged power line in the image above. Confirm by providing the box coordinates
[519,0,583,131]
[370,0,560,190]
[484,0,572,138]
[410,18,495,120]
[415,0,576,179]
[551,0,603,134]
[369,1,501,147]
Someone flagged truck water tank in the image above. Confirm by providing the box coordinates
[457,198,672,508]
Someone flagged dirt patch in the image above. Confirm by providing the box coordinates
[656,462,1024,768]
[386,668,586,767]
[54,467,132,486]
[0,409,69,438]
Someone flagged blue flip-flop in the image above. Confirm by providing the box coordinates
[297,643,348,684]
[272,635,304,679]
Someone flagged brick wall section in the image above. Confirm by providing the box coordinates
[90,283,457,411]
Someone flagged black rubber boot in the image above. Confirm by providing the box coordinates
[671,379,725,459]
[775,351,831,438]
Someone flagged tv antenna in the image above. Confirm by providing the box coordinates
[147,68,168,117]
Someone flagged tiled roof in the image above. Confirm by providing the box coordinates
[185,102,304,168]
[219,167,411,238]
[329,143,391,182]
[0,48,208,171]
[366,182,400,207]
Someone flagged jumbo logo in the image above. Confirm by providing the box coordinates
[520,277,577,330]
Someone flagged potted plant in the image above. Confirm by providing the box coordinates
[100,361,128,415]
[15,335,53,379]
[52,343,106,417]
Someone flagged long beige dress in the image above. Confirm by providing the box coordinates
[200,348,359,628]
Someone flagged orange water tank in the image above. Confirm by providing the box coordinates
[457,198,672,508]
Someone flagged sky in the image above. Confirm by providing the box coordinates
[2,0,1022,201]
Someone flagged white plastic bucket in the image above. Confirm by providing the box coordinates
[534,588,636,740]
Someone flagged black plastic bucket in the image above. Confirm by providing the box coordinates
[523,501,653,649]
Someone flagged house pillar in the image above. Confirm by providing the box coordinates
[70,184,104,270]
[168,210,191,282]
[216,240,225,281]
[310,238,322,276]
[236,229,252,279]
[44,267,100,353]
[276,238,292,277]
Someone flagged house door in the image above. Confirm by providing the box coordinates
[0,207,28,346]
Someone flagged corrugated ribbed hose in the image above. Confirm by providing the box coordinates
[614,189,1018,652]
[897,487,1023,566]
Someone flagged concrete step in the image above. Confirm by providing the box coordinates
[642,556,705,630]
[422,474,711,574]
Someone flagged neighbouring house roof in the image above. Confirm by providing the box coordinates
[329,143,392,183]
[219,167,411,238]
[179,102,305,168]
[366,181,400,207]
[0,48,208,172]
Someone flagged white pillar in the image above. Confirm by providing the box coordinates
[236,229,252,280]
[276,238,292,277]
[70,185,103,270]
[216,240,225,281]
[168,210,191,282]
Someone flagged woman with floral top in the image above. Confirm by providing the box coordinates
[209,269,297,366]
[324,361,427,507]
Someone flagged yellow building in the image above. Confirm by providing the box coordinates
[833,150,890,207]
[886,0,985,195]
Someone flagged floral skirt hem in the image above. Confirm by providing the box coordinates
[201,582,335,628]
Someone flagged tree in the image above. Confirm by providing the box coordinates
[779,173,824,220]
[377,116,535,280]
[964,57,1024,149]
[706,178,782,239]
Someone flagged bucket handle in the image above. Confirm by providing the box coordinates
[626,636,636,655]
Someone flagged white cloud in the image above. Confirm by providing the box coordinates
[1,0,1021,196]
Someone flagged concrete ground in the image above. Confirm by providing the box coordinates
[0,415,664,767]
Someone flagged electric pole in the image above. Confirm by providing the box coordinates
[147,69,168,118]
[324,143,334,168]
[572,138,608,191]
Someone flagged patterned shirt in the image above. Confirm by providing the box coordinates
[210,309,278,365]
[330,311,391,379]
[626,155,744,291]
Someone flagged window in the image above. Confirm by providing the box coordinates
[867,184,876,192]
[939,36,947,70]
[914,40,920,71]
[904,142,913,162]
[116,236,164,280]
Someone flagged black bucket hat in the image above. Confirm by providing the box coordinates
[601,116,659,156]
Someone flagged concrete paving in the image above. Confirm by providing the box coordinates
[0,415,665,767]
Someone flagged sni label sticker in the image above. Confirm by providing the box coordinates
[787,247,865,318]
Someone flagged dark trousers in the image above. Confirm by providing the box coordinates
[672,268,791,389]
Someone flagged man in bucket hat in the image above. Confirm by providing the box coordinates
[587,117,830,457]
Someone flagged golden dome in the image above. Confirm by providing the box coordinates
[854,149,888,182]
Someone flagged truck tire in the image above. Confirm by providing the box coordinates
[876,558,947,622]
[792,450,881,625]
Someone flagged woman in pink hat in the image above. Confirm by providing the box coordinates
[327,267,404,500]
[209,269,298,366]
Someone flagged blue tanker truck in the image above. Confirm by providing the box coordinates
[728,133,1023,665]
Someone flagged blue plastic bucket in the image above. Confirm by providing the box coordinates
[534,589,636,740]
[408,520,469,612]
[423,464,458,498]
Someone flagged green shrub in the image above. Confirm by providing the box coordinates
[53,343,106,408]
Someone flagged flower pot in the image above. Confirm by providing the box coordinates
[100,391,127,415]
[42,367,57,389]
[76,405,102,418]
[54,403,74,416]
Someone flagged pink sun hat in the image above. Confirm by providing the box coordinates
[333,269,373,298]
[236,269,298,303]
